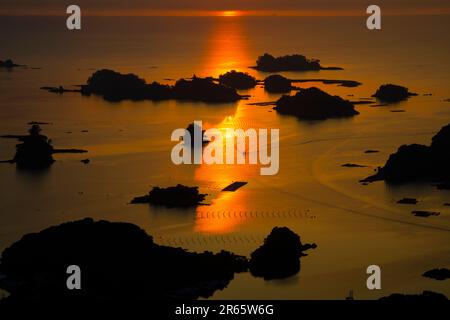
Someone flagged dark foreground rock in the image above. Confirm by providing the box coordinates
[0,221,314,301]
[131,184,207,207]
[264,75,293,93]
[372,84,417,103]
[379,291,448,301]
[274,87,359,120]
[78,70,242,103]
[1,125,87,170]
[254,53,342,72]
[423,268,450,281]
[218,70,257,90]
[249,227,316,280]
[0,218,247,300]
[361,123,450,183]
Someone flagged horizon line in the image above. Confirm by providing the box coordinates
[1,8,450,17]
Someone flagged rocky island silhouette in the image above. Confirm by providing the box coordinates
[372,84,418,103]
[0,219,315,302]
[249,227,317,280]
[264,74,294,93]
[42,69,243,103]
[0,125,87,170]
[131,184,207,208]
[274,87,359,120]
[218,70,258,90]
[0,59,22,69]
[253,53,343,72]
[361,122,450,183]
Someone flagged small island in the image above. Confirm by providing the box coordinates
[1,125,87,170]
[274,87,359,120]
[253,53,342,72]
[52,69,244,103]
[264,74,294,93]
[218,70,257,90]
[173,76,242,103]
[423,268,450,281]
[0,59,22,69]
[249,227,316,280]
[372,84,417,103]
[361,123,450,183]
[131,184,207,208]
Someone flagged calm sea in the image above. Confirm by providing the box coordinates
[1,15,450,299]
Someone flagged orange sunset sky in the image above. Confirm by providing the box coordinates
[1,0,450,16]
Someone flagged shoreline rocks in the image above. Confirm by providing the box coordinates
[274,87,359,120]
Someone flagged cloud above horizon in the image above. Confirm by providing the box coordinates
[1,0,450,15]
